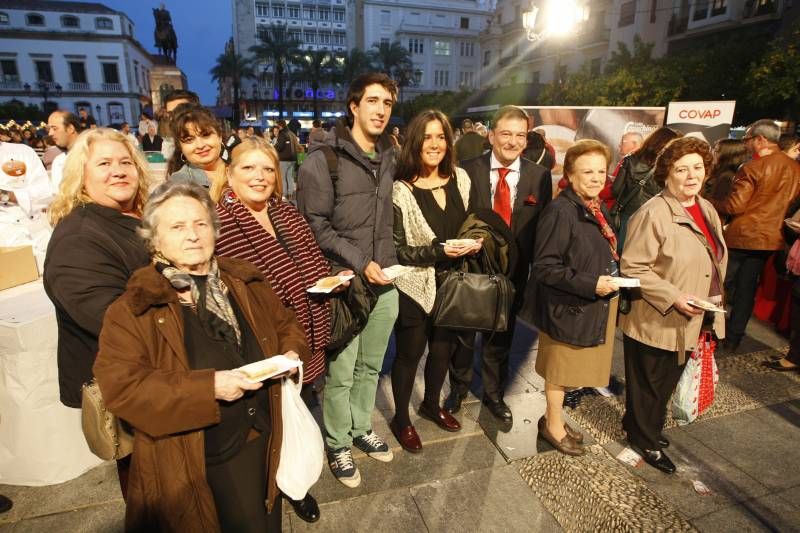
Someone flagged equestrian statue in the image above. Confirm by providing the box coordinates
[153,4,178,63]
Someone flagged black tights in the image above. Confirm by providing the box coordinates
[392,292,461,427]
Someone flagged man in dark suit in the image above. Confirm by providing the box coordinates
[446,105,553,422]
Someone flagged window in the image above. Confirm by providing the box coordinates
[319,9,330,21]
[304,30,315,43]
[434,70,449,87]
[434,41,450,56]
[333,10,344,22]
[460,41,474,57]
[380,10,390,26]
[590,57,602,75]
[303,7,316,19]
[460,17,469,29]
[434,14,446,26]
[414,70,422,85]
[693,0,709,20]
[650,0,657,23]
[26,13,45,26]
[0,60,19,81]
[35,60,53,82]
[408,38,423,54]
[102,62,120,84]
[288,7,300,18]
[531,71,540,85]
[333,32,346,45]
[459,71,474,87]
[69,61,87,83]
[95,17,113,30]
[0,12,8,25]
[618,1,635,27]
[288,30,301,41]
[319,32,330,44]
[272,5,284,17]
[256,3,268,17]
[380,37,390,45]
[483,50,490,66]
[61,15,80,28]
[711,0,727,16]
[133,60,139,85]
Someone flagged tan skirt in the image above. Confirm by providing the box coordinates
[535,296,618,388]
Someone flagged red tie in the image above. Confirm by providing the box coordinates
[493,167,512,226]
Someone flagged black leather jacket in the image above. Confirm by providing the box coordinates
[392,205,448,267]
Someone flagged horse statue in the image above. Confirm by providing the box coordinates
[153,5,178,63]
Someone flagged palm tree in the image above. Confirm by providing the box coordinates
[293,50,333,120]
[333,48,372,89]
[209,40,254,126]
[368,41,415,101]
[249,24,302,119]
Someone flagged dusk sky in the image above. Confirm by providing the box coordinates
[99,0,233,105]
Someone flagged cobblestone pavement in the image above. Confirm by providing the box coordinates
[2,319,799,532]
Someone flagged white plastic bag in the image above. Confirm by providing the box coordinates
[275,367,324,500]
[671,333,719,425]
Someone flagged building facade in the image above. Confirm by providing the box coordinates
[359,0,494,99]
[478,0,793,103]
[231,0,350,121]
[0,0,155,125]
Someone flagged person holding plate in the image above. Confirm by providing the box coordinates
[620,137,727,474]
[93,180,310,532]
[214,137,338,523]
[390,109,481,452]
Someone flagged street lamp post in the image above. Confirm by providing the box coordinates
[23,81,63,111]
[521,0,590,42]
[95,104,102,126]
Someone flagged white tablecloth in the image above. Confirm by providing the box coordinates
[0,280,103,486]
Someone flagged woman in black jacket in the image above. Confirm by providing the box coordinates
[611,127,682,250]
[43,127,151,495]
[527,139,619,456]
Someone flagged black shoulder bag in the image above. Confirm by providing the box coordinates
[432,251,515,333]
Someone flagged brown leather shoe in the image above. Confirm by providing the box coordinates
[538,416,585,456]
[390,419,422,453]
[419,404,462,432]
[564,423,584,444]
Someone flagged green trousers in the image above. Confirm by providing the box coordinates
[323,287,398,449]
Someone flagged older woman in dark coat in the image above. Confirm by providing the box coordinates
[93,181,310,532]
[525,140,619,456]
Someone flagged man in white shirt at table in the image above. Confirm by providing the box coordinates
[46,110,81,194]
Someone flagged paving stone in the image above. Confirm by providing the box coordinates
[690,494,800,532]
[410,464,561,533]
[604,429,770,520]
[290,487,424,533]
[0,501,125,533]
[775,484,800,509]
[0,462,121,524]
[312,433,507,505]
[683,406,800,491]
[519,444,694,532]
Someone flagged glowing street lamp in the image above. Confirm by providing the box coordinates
[522,0,590,42]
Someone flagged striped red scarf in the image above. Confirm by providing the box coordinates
[584,198,619,261]
[215,189,330,383]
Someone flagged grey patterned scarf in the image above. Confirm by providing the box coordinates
[154,255,242,347]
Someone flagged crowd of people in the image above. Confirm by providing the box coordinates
[1,70,800,531]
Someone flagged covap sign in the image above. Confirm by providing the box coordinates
[666,101,736,127]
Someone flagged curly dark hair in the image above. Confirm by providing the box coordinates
[394,109,456,183]
[653,136,713,188]
[167,104,223,175]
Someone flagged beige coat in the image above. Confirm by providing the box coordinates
[619,191,727,364]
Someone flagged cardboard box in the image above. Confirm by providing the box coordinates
[0,246,39,290]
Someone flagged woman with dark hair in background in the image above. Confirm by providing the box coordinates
[779,134,800,161]
[168,105,227,191]
[703,139,749,201]
[390,109,481,452]
[611,127,683,250]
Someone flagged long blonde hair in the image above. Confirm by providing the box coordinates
[212,136,283,202]
[48,128,151,226]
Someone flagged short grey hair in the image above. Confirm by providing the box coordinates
[138,180,220,253]
[748,119,781,143]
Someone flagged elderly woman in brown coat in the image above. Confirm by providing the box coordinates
[93,181,310,532]
[620,137,727,475]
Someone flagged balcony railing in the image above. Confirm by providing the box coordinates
[102,82,123,92]
[69,82,91,91]
[577,27,610,47]
[0,80,22,90]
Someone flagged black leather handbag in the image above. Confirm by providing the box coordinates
[432,253,515,332]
